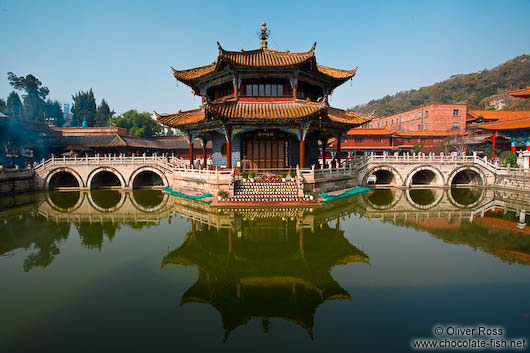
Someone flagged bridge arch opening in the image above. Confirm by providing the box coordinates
[410,169,439,186]
[451,169,483,186]
[371,170,394,185]
[91,171,122,189]
[49,171,79,189]
[132,171,164,189]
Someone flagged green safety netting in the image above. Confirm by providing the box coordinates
[163,187,213,200]
[321,186,371,204]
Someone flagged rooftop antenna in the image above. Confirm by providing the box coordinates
[258,22,270,49]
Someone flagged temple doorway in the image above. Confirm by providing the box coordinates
[241,131,289,169]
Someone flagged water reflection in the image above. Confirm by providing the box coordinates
[2,186,530,349]
[48,191,81,211]
[162,220,368,340]
[365,188,395,208]
[407,188,438,207]
[89,190,123,212]
[131,189,165,211]
[450,187,483,207]
[1,187,530,270]
[1,215,70,272]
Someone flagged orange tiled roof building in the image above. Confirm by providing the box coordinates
[155,23,371,168]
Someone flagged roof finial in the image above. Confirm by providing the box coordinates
[259,21,270,49]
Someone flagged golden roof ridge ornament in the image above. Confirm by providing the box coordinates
[259,21,270,49]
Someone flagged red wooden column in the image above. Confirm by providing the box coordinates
[336,133,342,168]
[299,127,305,168]
[491,131,496,161]
[226,129,232,168]
[188,132,194,167]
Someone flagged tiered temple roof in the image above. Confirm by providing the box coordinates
[155,102,371,127]
[171,43,358,92]
[158,40,368,130]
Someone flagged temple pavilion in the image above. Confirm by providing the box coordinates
[155,23,371,169]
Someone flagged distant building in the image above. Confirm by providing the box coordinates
[60,103,71,115]
[57,101,73,126]
[366,104,467,134]
[51,126,212,157]
[332,129,456,156]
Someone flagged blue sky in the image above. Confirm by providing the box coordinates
[1,0,529,115]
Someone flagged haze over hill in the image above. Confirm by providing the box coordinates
[351,55,530,117]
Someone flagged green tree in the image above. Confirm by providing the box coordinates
[6,91,23,119]
[71,89,96,126]
[499,151,518,168]
[412,144,424,154]
[113,110,162,138]
[44,99,65,127]
[0,98,5,113]
[94,99,115,126]
[7,72,50,121]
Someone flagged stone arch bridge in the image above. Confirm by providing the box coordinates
[356,153,499,188]
[34,155,175,190]
[33,152,529,192]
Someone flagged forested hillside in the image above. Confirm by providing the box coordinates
[351,55,530,117]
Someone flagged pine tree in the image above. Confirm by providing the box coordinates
[94,99,115,126]
[44,99,65,127]
[71,89,97,126]
[7,72,49,121]
[6,91,23,119]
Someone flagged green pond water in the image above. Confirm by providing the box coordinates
[1,188,529,352]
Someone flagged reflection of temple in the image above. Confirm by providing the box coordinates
[162,219,368,339]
